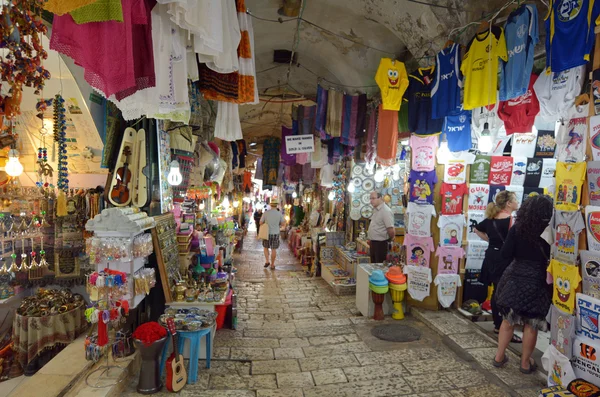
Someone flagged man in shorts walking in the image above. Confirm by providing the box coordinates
[260,199,285,270]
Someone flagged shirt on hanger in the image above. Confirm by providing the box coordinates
[511,132,537,158]
[405,265,432,302]
[467,211,486,241]
[588,161,600,205]
[431,44,462,119]
[499,4,539,101]
[461,25,508,110]
[470,155,492,184]
[547,259,582,314]
[441,182,467,215]
[580,250,600,300]
[407,67,444,135]
[556,105,588,164]
[524,158,543,187]
[510,156,527,186]
[548,305,576,359]
[410,134,437,172]
[409,170,437,205]
[540,158,557,188]
[434,274,462,308]
[489,156,513,185]
[542,345,576,387]
[590,115,600,161]
[471,98,505,136]
[555,161,586,211]
[552,210,585,264]
[534,65,585,118]
[444,108,472,152]
[498,74,540,134]
[403,234,435,268]
[406,202,436,237]
[441,151,476,184]
[467,184,491,211]
[435,246,465,274]
[438,214,466,247]
[375,58,409,111]
[535,129,557,158]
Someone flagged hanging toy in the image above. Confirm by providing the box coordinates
[53,94,67,191]
[30,238,38,268]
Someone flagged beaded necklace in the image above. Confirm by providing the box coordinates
[53,94,68,191]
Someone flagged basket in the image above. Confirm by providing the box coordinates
[330,280,356,296]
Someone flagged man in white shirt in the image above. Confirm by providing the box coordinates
[368,192,395,263]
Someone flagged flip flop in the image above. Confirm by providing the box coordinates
[264,263,270,268]
[520,359,538,374]
[493,355,508,368]
[511,334,522,344]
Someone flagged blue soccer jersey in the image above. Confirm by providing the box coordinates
[443,108,472,152]
[431,44,462,119]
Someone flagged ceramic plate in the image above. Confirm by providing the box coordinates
[392,187,400,195]
[361,192,371,205]
[362,178,374,191]
[353,165,363,177]
[361,206,373,219]
[375,181,383,190]
[352,177,363,187]
[352,199,361,208]
[350,208,361,221]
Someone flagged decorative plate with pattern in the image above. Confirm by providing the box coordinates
[361,192,371,205]
[352,199,361,208]
[375,181,384,190]
[361,205,373,219]
[352,165,363,177]
[362,178,374,191]
[392,187,400,195]
[351,177,362,187]
[321,247,334,261]
[350,208,362,221]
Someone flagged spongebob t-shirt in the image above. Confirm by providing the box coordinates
[375,58,409,111]
[547,259,582,314]
[555,161,586,211]
[552,210,585,264]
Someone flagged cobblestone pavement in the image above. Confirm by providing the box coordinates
[125,232,546,396]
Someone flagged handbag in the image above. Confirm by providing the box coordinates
[258,223,269,240]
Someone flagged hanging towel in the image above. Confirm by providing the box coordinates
[376,105,399,166]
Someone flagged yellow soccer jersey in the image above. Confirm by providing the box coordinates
[461,26,508,110]
[547,259,582,314]
[375,58,409,111]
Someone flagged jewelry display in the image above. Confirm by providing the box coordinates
[53,94,68,192]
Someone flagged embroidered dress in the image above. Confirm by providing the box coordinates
[262,138,281,186]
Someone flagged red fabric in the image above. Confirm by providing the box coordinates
[498,74,540,135]
[132,321,167,346]
[488,156,513,185]
[97,316,108,347]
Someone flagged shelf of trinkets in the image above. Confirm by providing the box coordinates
[85,207,156,233]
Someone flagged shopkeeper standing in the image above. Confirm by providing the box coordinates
[368,192,395,263]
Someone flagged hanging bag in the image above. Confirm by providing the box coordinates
[258,223,269,240]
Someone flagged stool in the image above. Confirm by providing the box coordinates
[160,328,211,384]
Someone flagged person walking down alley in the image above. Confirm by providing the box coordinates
[367,192,395,263]
[253,207,263,232]
[260,199,284,270]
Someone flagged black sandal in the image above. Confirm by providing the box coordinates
[493,355,508,368]
[264,262,270,268]
[520,358,537,374]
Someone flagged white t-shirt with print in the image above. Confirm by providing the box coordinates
[534,65,585,119]
[437,214,466,247]
[556,105,588,164]
[511,132,537,158]
[440,151,476,184]
[434,274,462,308]
[542,345,576,388]
[405,265,432,302]
[406,203,436,237]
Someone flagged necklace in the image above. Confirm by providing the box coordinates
[53,94,68,191]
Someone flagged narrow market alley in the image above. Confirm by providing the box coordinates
[125,233,546,397]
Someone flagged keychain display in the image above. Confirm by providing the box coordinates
[132,233,152,258]
[133,268,156,295]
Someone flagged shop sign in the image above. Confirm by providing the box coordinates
[285,134,314,154]
[573,335,600,385]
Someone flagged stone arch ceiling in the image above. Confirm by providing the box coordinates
[242,0,547,142]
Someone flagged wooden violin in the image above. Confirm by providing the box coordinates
[110,146,132,204]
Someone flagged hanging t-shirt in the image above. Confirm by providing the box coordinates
[405,265,432,302]
[407,66,444,135]
[544,0,600,73]
[556,105,588,164]
[586,206,600,252]
[542,344,576,387]
[431,43,462,119]
[466,240,488,269]
[403,234,435,268]
[534,65,586,118]
[488,185,507,204]
[590,115,600,161]
[540,158,557,188]
[547,259,582,314]
[511,132,537,157]
[441,182,467,215]
[535,129,557,158]
[549,305,576,359]
[552,210,586,264]
[470,155,492,184]
[434,274,462,308]
[500,4,539,101]
[409,170,437,205]
[555,161,586,211]
[410,134,437,172]
[467,211,486,241]
[438,214,466,247]
[444,108,472,152]
[489,156,513,185]
[467,184,491,211]
[511,156,528,186]
[374,58,409,111]
[498,74,540,135]
[435,246,465,275]
[580,250,600,299]
[524,158,544,187]
[406,202,436,237]
[471,99,505,136]
[588,161,600,205]
[442,151,476,184]
[508,185,525,207]
[461,26,508,110]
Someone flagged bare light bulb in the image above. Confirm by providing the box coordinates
[292,192,297,198]
[328,191,335,201]
[347,183,355,193]
[437,137,450,164]
[167,160,182,186]
[233,200,239,208]
[5,149,23,177]
[222,197,230,209]
[199,202,205,210]
[374,169,384,183]
[478,123,493,153]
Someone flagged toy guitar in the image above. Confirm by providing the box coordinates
[110,146,132,205]
[165,318,187,392]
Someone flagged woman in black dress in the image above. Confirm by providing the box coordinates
[474,191,521,343]
[493,195,553,374]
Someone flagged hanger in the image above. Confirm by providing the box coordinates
[476,20,490,34]
[443,40,454,49]
[575,93,590,106]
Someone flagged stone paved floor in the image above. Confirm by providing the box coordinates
[124,232,546,396]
